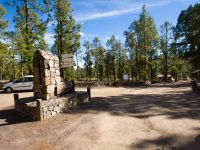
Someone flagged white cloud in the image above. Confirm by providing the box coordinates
[44,33,55,45]
[75,0,183,21]
[80,32,96,39]
[79,32,85,37]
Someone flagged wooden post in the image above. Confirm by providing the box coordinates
[72,80,75,92]
[87,86,91,100]
[14,94,19,110]
[36,99,43,121]
[191,80,197,92]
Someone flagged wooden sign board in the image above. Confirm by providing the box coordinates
[61,62,76,68]
[61,54,73,59]
[61,54,75,68]
[62,58,74,62]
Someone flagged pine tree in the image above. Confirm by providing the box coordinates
[83,40,93,80]
[124,21,139,81]
[54,0,81,79]
[0,4,10,80]
[0,4,8,36]
[176,4,200,81]
[137,5,158,81]
[105,51,113,81]
[7,0,50,75]
[160,21,173,82]
[116,41,127,80]
[91,37,105,81]
[106,35,118,81]
[125,5,158,82]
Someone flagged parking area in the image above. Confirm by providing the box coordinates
[0,83,200,149]
[0,91,33,110]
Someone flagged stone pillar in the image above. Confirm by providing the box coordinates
[33,50,61,100]
[33,50,75,101]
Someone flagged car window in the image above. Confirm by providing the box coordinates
[14,78,25,83]
[25,77,33,82]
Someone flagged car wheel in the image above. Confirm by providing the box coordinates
[5,87,13,93]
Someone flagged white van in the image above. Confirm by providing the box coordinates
[3,75,33,93]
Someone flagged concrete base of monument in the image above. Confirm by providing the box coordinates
[14,91,90,121]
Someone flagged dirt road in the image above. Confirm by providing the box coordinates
[0,91,33,110]
[0,83,200,150]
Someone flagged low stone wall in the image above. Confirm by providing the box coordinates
[42,92,89,119]
[14,91,90,121]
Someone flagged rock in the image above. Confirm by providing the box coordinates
[51,77,56,84]
[46,111,51,118]
[55,70,60,76]
[44,69,50,77]
[44,77,51,85]
[54,106,59,112]
[55,76,61,83]
[48,105,54,111]
[49,60,54,68]
[46,85,55,94]
[56,109,61,113]
[50,67,55,73]
[51,72,56,77]
[51,111,57,116]
[42,107,48,113]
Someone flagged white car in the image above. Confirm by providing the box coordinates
[3,75,34,93]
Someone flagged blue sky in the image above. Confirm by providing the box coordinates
[72,0,199,44]
[1,0,199,67]
[1,0,199,49]
[0,0,200,57]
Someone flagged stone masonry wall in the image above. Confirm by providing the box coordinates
[14,50,89,121]
[41,92,89,119]
[14,92,89,121]
[33,50,74,100]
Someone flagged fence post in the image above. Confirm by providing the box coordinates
[72,80,75,92]
[14,93,19,110]
[87,86,91,100]
[36,99,43,121]
[191,80,197,92]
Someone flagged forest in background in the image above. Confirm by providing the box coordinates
[0,0,200,83]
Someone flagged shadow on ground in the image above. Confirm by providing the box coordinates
[69,83,200,149]
[0,109,32,126]
[130,133,200,150]
[73,88,200,120]
[0,90,33,95]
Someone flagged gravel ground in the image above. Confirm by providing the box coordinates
[0,91,33,110]
[0,82,200,150]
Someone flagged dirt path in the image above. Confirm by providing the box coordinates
[0,82,200,150]
[0,91,33,110]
